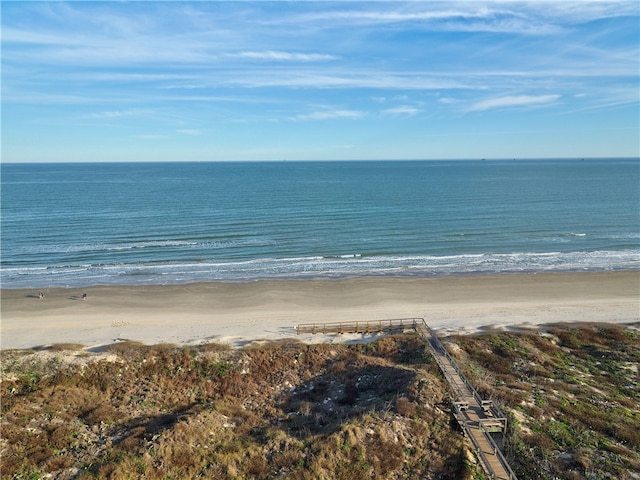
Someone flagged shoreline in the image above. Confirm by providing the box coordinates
[3,265,639,291]
[3,266,639,291]
[2,271,638,351]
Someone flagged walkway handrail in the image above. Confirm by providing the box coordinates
[458,418,497,479]
[423,323,482,400]
[296,317,422,335]
[486,428,519,480]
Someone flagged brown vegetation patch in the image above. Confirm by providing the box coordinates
[1,334,473,479]
[4,325,636,479]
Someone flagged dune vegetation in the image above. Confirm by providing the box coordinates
[451,323,640,480]
[1,323,639,479]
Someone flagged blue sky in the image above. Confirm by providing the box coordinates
[2,1,639,162]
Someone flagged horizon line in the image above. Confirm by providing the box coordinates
[3,156,639,166]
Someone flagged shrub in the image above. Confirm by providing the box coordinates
[396,396,418,417]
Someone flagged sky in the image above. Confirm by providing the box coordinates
[2,1,639,162]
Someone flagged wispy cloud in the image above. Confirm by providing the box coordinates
[467,94,561,112]
[177,129,203,136]
[230,51,336,62]
[296,109,364,121]
[382,106,419,117]
[292,2,639,34]
[229,71,472,90]
[85,109,148,120]
[293,5,563,35]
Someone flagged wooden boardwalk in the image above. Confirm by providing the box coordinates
[416,322,518,480]
[297,318,518,480]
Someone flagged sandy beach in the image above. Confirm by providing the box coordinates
[1,271,638,350]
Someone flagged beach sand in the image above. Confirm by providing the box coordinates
[1,271,638,350]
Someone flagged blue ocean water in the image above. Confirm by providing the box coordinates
[1,159,639,288]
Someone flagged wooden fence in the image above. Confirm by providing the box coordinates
[296,317,422,335]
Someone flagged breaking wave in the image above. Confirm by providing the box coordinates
[2,250,638,288]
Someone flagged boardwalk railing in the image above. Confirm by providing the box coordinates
[296,317,421,335]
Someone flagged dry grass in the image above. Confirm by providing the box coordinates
[4,324,636,479]
[1,334,474,480]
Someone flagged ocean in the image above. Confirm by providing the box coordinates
[1,159,639,289]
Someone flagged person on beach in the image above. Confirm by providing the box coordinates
[39,291,44,300]
[82,293,87,301]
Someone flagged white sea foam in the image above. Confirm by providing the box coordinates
[3,250,638,288]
